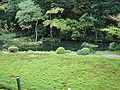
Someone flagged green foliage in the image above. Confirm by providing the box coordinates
[81,42,98,48]
[0,23,10,35]
[65,50,71,53]
[46,7,64,15]
[72,0,90,15]
[0,33,16,43]
[43,18,70,31]
[56,47,65,54]
[77,48,90,55]
[71,31,80,40]
[16,0,43,30]
[18,37,31,42]
[0,51,120,89]
[117,14,120,19]
[118,23,120,28]
[109,42,120,51]
[81,42,98,52]
[101,26,120,39]
[1,0,120,42]
[45,0,55,3]
[27,50,33,53]
[0,83,13,90]
[41,38,61,43]
[117,13,120,28]
[77,14,95,31]
[8,46,18,53]
[0,3,8,11]
[109,42,117,51]
[43,18,72,37]
[23,42,42,50]
[3,37,42,51]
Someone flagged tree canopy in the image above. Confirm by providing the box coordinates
[0,0,120,41]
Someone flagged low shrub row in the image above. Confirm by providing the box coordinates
[55,42,98,55]
[75,42,98,55]
[6,41,98,55]
[6,41,120,54]
[81,42,98,52]
[55,47,91,55]
[40,38,61,43]
[3,37,42,51]
[77,48,90,55]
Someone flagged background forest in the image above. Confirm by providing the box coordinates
[0,0,120,51]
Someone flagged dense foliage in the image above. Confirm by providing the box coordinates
[3,37,42,51]
[81,42,98,52]
[0,0,120,42]
[109,42,120,51]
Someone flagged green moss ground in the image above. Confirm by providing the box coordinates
[0,51,120,90]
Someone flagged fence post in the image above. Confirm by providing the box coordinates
[16,77,21,90]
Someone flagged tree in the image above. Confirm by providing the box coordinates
[45,6,64,37]
[16,0,44,41]
[1,0,120,41]
[117,14,120,27]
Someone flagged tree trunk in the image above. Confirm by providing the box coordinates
[50,28,53,38]
[50,14,53,38]
[95,33,98,40]
[35,21,38,42]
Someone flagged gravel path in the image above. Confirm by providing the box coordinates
[102,54,120,59]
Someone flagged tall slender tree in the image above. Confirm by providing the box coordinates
[16,0,44,41]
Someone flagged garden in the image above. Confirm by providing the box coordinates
[0,0,120,90]
[0,43,120,90]
[0,50,120,90]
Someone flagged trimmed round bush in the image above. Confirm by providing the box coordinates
[8,46,18,53]
[77,48,90,55]
[56,47,65,54]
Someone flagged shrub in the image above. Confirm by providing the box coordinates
[41,38,61,43]
[56,47,65,54]
[81,42,98,52]
[18,41,42,49]
[3,37,42,51]
[65,50,71,53]
[0,33,16,43]
[8,46,18,53]
[27,50,33,53]
[77,48,90,55]
[109,42,120,51]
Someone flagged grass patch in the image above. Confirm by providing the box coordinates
[0,51,120,90]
